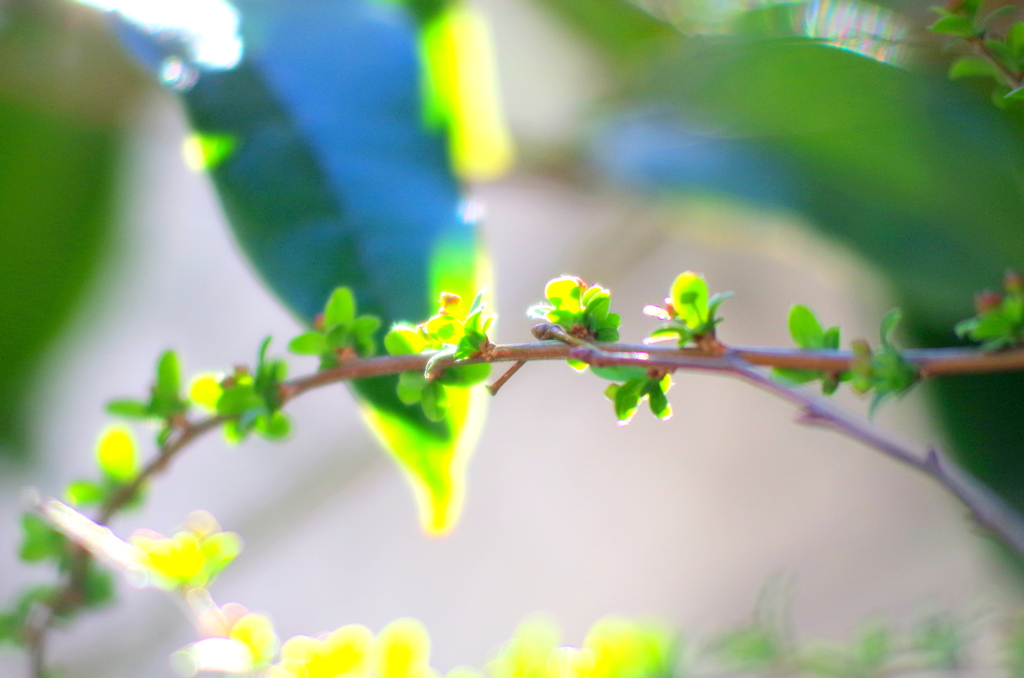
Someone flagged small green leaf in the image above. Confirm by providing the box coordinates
[156,350,182,400]
[647,384,672,420]
[19,513,65,563]
[612,378,644,424]
[351,315,382,340]
[670,271,709,327]
[288,332,330,355]
[545,276,585,314]
[66,480,107,507]
[822,326,841,350]
[96,425,138,483]
[879,308,902,347]
[255,411,291,440]
[80,562,115,609]
[420,382,448,422]
[949,56,999,80]
[397,383,424,404]
[385,325,428,355]
[772,368,820,385]
[930,14,977,37]
[323,287,356,328]
[1009,22,1024,59]
[591,365,649,382]
[788,305,825,349]
[216,384,264,416]
[435,363,492,387]
[595,327,620,342]
[105,399,150,419]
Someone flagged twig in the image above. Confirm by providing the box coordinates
[489,361,526,395]
[22,333,1024,675]
[569,344,1024,557]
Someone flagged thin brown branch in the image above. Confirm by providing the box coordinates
[489,361,526,395]
[23,332,1024,675]
[569,344,1024,557]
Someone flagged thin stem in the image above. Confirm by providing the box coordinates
[23,333,1024,675]
[489,361,526,395]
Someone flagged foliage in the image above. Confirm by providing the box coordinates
[385,291,494,422]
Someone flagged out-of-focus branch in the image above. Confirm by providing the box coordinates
[23,329,1024,676]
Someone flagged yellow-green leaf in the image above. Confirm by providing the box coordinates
[96,425,138,483]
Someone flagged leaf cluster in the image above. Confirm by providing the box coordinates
[289,287,382,366]
[529,277,621,370]
[955,271,1024,349]
[931,0,1024,108]
[385,292,494,422]
[644,272,732,349]
[773,305,847,395]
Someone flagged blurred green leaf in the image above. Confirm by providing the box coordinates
[95,425,138,484]
[19,513,64,563]
[289,332,330,355]
[949,56,999,80]
[105,399,150,419]
[788,305,825,349]
[323,286,356,328]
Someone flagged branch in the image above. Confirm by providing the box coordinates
[22,332,1024,675]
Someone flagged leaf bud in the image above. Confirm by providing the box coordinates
[1005,270,1024,294]
[974,290,1002,313]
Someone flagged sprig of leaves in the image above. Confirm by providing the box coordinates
[106,350,187,443]
[288,287,382,367]
[773,305,848,395]
[384,292,495,422]
[850,309,919,415]
[931,0,1024,108]
[529,276,621,370]
[955,270,1024,349]
[602,371,673,425]
[644,271,732,350]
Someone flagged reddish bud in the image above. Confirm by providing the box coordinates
[975,290,1002,313]
[945,0,966,14]
[1005,270,1024,294]
[313,313,325,331]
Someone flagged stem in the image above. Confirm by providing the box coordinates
[571,345,1024,557]
[22,333,1024,675]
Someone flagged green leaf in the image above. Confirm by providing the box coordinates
[397,382,424,404]
[788,305,825,349]
[216,384,264,416]
[19,513,65,563]
[65,480,106,507]
[351,315,382,340]
[822,326,841,350]
[435,362,492,387]
[670,271,709,326]
[80,561,115,609]
[155,350,182,401]
[714,627,780,671]
[857,624,890,672]
[930,14,977,37]
[255,411,291,440]
[420,381,448,422]
[289,332,330,355]
[595,327,620,342]
[879,308,902,347]
[647,384,672,420]
[1008,22,1024,60]
[96,425,138,483]
[591,365,649,381]
[385,325,428,355]
[545,276,585,314]
[612,378,644,424]
[105,398,150,419]
[323,287,356,328]
[772,367,820,384]
[948,56,999,80]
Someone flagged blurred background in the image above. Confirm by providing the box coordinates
[3,0,1024,675]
